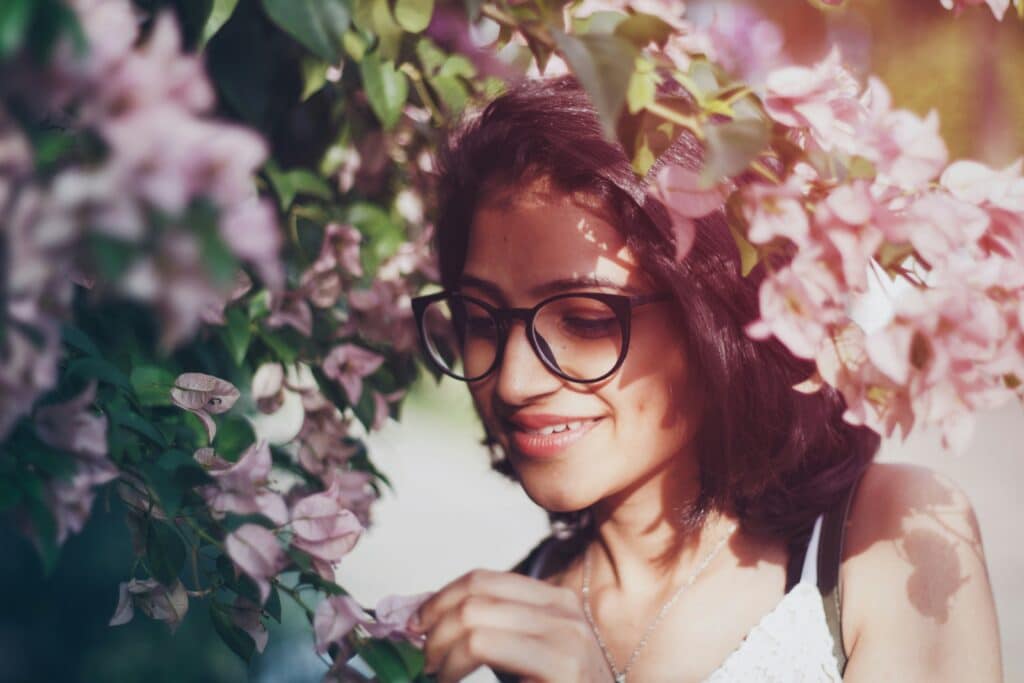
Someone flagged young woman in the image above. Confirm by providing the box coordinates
[407,76,1002,682]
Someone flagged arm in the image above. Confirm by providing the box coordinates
[841,463,1003,682]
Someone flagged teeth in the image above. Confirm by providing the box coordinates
[534,420,586,435]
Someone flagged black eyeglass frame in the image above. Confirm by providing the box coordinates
[410,290,673,384]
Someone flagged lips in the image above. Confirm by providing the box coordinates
[504,415,604,459]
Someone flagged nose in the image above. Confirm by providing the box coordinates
[493,320,562,404]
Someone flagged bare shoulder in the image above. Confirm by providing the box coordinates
[840,462,1003,682]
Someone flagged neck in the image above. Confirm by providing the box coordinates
[585,452,735,599]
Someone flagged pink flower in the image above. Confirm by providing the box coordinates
[220,198,283,293]
[265,290,313,337]
[252,363,285,414]
[290,481,364,580]
[320,469,378,528]
[314,592,434,654]
[48,460,120,545]
[764,48,863,154]
[194,441,289,526]
[861,78,947,189]
[346,280,419,352]
[299,223,363,309]
[322,344,384,405]
[109,578,189,633]
[170,372,240,442]
[746,255,845,359]
[295,398,359,477]
[34,381,108,461]
[742,180,810,246]
[654,166,731,260]
[200,270,253,326]
[225,524,287,605]
[314,595,369,654]
[226,597,269,654]
[364,592,434,643]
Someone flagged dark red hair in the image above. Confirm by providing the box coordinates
[432,75,879,541]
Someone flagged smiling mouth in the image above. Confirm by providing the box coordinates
[505,417,604,459]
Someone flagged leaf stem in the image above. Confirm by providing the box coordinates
[645,101,704,140]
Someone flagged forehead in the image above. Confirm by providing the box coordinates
[463,180,649,302]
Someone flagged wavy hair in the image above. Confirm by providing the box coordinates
[431,75,879,541]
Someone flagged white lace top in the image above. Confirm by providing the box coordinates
[702,513,842,682]
[525,513,843,682]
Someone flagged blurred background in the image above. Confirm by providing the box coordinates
[1,0,1021,681]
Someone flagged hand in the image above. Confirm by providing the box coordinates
[411,569,613,683]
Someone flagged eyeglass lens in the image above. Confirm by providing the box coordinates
[419,296,624,381]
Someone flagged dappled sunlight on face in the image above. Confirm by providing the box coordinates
[458,180,701,515]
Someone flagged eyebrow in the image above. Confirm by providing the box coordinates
[458,273,642,301]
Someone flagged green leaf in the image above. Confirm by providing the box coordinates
[358,639,413,683]
[700,118,770,187]
[394,0,434,33]
[142,464,184,518]
[428,74,469,115]
[360,52,409,130]
[146,520,186,585]
[22,477,60,575]
[221,512,277,532]
[353,0,403,60]
[0,478,23,513]
[256,328,298,364]
[220,306,252,367]
[625,57,659,114]
[613,12,674,49]
[415,36,446,75]
[211,415,256,462]
[0,0,32,59]
[61,324,101,358]
[300,55,329,101]
[210,602,257,663]
[260,0,350,62]
[66,357,132,392]
[265,161,334,210]
[115,411,168,448]
[391,640,427,678]
[551,30,638,139]
[130,365,177,407]
[265,584,283,622]
[200,0,240,46]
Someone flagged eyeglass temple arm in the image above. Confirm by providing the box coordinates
[630,292,673,307]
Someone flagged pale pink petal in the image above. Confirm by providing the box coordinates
[225,524,286,605]
[314,595,369,654]
[109,582,135,626]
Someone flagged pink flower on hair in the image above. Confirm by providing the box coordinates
[764,48,862,154]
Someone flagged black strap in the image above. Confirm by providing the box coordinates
[817,474,865,676]
[784,529,813,593]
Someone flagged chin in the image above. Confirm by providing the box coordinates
[516,471,597,514]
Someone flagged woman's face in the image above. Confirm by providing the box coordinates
[459,179,703,513]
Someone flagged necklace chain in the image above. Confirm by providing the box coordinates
[580,522,738,683]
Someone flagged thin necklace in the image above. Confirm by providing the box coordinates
[580,522,738,683]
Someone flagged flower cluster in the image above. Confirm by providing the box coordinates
[725,58,1024,451]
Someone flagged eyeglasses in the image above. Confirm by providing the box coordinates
[411,290,672,383]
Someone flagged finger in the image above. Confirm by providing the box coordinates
[416,569,579,633]
[422,594,582,673]
[433,626,567,683]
